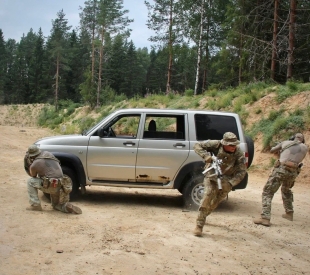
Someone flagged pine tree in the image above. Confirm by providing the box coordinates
[95,0,132,107]
[79,0,99,82]
[47,9,71,110]
[145,0,183,93]
[0,29,7,103]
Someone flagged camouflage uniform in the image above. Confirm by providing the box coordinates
[24,145,82,214]
[194,132,247,233]
[257,133,308,223]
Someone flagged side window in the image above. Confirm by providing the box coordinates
[143,115,185,140]
[103,115,140,138]
[194,114,239,141]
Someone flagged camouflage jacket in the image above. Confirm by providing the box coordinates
[194,140,247,187]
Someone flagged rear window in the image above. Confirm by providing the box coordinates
[194,114,239,141]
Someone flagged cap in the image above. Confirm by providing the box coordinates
[221,132,240,146]
[28,144,41,157]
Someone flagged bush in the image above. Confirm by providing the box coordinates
[185,89,194,97]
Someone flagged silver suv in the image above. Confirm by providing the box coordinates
[34,108,254,210]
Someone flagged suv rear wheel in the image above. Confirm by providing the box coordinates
[182,174,204,211]
[245,135,254,167]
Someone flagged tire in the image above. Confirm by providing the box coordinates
[245,135,254,168]
[182,174,205,211]
[43,167,79,200]
[43,192,51,200]
[62,166,79,200]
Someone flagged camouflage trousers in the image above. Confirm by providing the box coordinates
[196,176,232,227]
[261,166,298,220]
[27,177,71,213]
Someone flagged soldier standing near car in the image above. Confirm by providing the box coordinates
[254,133,308,226]
[24,144,82,214]
[193,132,247,237]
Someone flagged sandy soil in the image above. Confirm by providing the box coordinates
[1,125,310,275]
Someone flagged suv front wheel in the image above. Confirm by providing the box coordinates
[182,174,204,211]
[43,166,79,201]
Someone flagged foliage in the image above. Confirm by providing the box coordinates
[185,89,194,97]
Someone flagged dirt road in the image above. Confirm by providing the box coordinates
[1,126,310,275]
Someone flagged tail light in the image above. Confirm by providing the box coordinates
[245,152,249,167]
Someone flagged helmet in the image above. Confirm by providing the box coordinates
[221,132,240,146]
[28,144,41,157]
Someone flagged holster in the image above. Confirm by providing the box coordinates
[41,177,61,194]
[280,161,298,172]
[282,161,298,168]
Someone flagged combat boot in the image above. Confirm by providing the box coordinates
[26,205,43,211]
[282,212,293,221]
[65,203,82,214]
[253,217,270,227]
[193,226,203,237]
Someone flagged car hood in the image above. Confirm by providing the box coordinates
[35,134,90,148]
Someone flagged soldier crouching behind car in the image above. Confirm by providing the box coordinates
[24,144,82,214]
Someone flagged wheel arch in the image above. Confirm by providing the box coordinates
[174,161,204,193]
[51,152,86,188]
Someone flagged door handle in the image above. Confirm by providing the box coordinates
[173,143,186,148]
[123,141,136,146]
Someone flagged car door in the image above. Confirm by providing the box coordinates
[86,114,141,182]
[135,112,190,184]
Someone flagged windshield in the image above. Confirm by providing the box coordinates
[82,112,115,135]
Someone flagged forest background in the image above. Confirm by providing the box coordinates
[0,0,309,111]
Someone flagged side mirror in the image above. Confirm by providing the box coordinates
[98,128,105,138]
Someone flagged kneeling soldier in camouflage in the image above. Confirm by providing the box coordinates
[24,144,82,214]
[254,133,308,226]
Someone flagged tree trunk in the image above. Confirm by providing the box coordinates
[55,54,59,111]
[238,34,243,85]
[202,44,208,92]
[166,0,173,94]
[202,0,211,92]
[194,0,205,96]
[287,0,296,80]
[238,0,244,85]
[91,28,95,82]
[271,0,279,80]
[97,29,104,108]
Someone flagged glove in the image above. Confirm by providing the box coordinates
[204,155,212,163]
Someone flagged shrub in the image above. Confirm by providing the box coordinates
[276,86,293,103]
[286,81,298,92]
[206,99,217,110]
[185,89,194,97]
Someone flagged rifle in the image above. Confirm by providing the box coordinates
[202,154,223,190]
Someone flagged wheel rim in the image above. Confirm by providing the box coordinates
[191,183,205,205]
